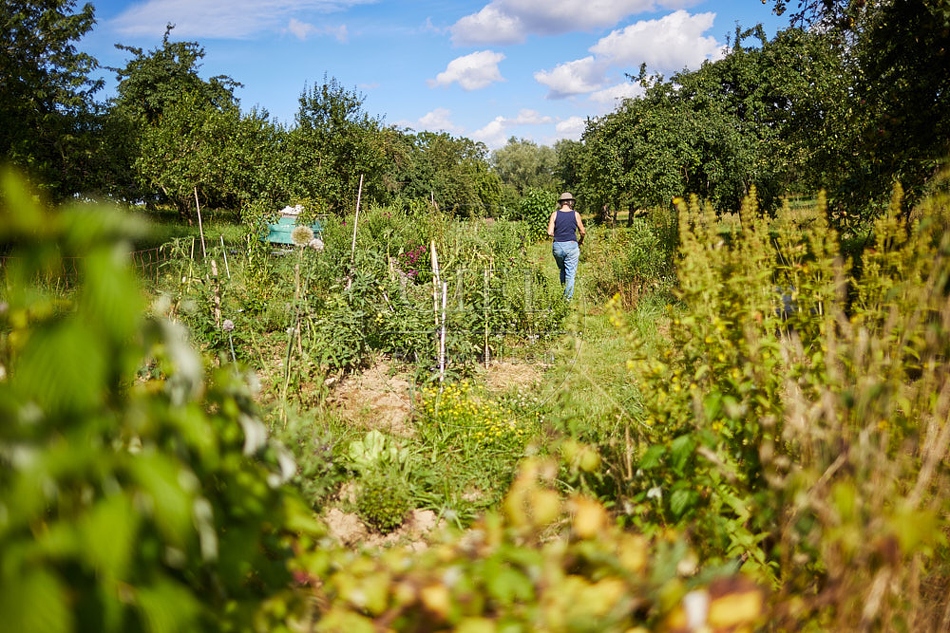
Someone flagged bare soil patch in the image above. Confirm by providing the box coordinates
[318,357,545,548]
[325,359,417,436]
[482,360,542,395]
[323,507,442,551]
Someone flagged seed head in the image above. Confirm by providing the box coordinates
[291,225,315,247]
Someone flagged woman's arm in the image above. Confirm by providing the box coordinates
[547,211,557,238]
[575,212,586,244]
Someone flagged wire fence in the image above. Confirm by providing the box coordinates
[0,246,172,288]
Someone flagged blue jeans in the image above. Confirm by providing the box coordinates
[552,241,580,299]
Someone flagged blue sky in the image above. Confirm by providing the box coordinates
[81,1,789,150]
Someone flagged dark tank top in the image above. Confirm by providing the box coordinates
[553,210,577,242]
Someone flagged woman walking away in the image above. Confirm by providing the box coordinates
[547,192,586,300]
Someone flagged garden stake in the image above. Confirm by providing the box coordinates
[220,235,231,279]
[185,238,195,295]
[430,241,443,387]
[430,241,441,328]
[439,281,447,384]
[349,173,364,265]
[624,420,633,480]
[483,263,491,367]
[210,259,221,328]
[193,186,207,259]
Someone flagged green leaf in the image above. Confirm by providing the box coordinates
[0,569,72,633]
[348,430,396,470]
[670,434,696,474]
[78,246,146,345]
[639,444,666,470]
[669,486,698,520]
[14,319,109,416]
[485,562,534,606]
[129,455,195,547]
[136,579,202,633]
[80,493,139,578]
[890,507,944,554]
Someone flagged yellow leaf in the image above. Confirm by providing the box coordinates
[571,496,607,539]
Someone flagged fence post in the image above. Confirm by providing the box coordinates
[483,262,492,367]
[439,282,447,384]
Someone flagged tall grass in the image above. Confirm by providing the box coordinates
[601,185,950,630]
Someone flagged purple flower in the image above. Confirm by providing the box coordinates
[222,319,235,332]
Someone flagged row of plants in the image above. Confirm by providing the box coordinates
[156,201,571,390]
[574,179,950,630]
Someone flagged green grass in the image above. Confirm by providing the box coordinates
[132,206,249,251]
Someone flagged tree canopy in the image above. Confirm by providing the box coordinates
[0,0,103,200]
[1,0,948,226]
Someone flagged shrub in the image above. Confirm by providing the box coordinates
[356,467,413,533]
[0,172,322,632]
[306,458,765,631]
[519,187,556,239]
[614,187,950,629]
[583,215,677,305]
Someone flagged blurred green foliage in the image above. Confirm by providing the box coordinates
[0,171,322,632]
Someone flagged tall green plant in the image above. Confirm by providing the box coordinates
[519,187,556,239]
[0,172,321,632]
[615,186,950,629]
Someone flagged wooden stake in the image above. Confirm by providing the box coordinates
[220,235,231,279]
[210,259,221,328]
[625,420,633,480]
[439,281,447,384]
[350,174,364,264]
[194,187,207,259]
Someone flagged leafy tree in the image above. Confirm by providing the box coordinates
[399,131,501,217]
[0,0,104,200]
[219,107,292,213]
[286,75,392,216]
[109,27,240,127]
[767,0,950,212]
[581,84,699,221]
[553,138,584,195]
[580,25,852,216]
[490,137,558,195]
[756,27,851,200]
[107,27,245,221]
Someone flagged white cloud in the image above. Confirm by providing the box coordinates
[472,117,510,148]
[589,81,644,104]
[287,19,348,42]
[534,57,605,99]
[554,116,587,141]
[287,18,316,39]
[533,9,725,101]
[450,5,524,45]
[471,109,555,148]
[417,108,463,133]
[511,109,555,125]
[590,10,725,72]
[450,0,704,45]
[327,24,349,42]
[109,0,375,39]
[429,51,506,90]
